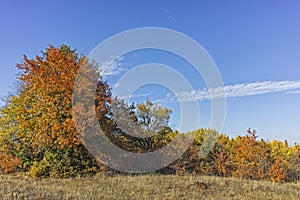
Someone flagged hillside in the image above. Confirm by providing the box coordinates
[0,173,299,200]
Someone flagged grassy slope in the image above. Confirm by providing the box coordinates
[0,173,299,200]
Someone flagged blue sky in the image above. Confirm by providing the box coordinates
[0,1,300,144]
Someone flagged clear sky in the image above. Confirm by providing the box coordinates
[0,0,299,144]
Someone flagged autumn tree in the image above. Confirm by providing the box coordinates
[285,146,300,182]
[267,155,287,182]
[212,134,233,177]
[229,129,269,180]
[266,140,297,182]
[105,99,175,153]
[136,99,172,133]
[171,129,218,175]
[132,100,173,152]
[268,140,295,162]
[0,96,21,173]
[0,45,113,177]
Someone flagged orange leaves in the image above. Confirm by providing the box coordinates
[204,129,298,182]
[0,45,103,177]
[225,129,268,180]
[213,144,231,177]
[267,156,287,182]
[0,152,20,173]
[15,45,82,150]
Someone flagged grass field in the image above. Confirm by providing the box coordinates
[0,173,299,200]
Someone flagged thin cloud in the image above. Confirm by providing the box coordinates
[287,90,300,94]
[164,9,175,19]
[162,80,300,102]
[99,56,127,77]
[117,93,152,100]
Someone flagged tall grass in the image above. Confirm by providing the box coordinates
[0,173,299,200]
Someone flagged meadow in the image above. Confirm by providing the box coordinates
[0,173,299,200]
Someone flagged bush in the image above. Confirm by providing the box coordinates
[27,148,98,178]
[286,148,300,182]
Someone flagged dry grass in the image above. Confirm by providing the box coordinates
[0,173,299,200]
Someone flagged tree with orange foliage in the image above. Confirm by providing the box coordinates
[0,45,113,177]
[212,134,233,177]
[230,129,268,180]
[0,95,21,173]
[267,156,287,182]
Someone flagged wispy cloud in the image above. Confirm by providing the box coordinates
[164,9,175,19]
[162,80,300,102]
[287,90,300,94]
[117,93,152,100]
[99,56,127,77]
